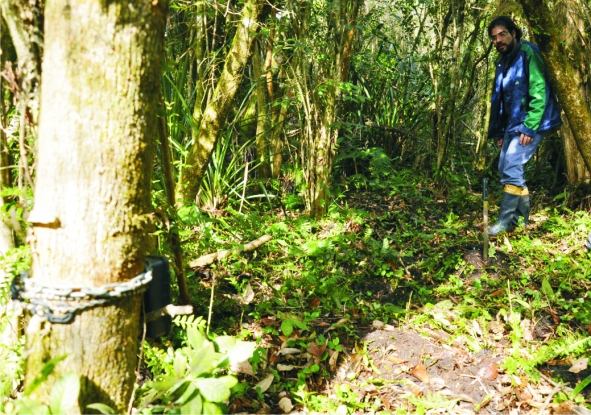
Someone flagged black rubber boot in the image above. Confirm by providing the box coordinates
[512,194,530,229]
[489,191,520,236]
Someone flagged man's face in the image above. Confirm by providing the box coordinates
[490,25,517,55]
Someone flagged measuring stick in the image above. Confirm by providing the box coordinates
[483,178,489,261]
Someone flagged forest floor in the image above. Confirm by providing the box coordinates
[181,169,591,415]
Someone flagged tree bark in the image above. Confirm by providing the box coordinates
[25,0,166,412]
[554,0,589,183]
[297,0,361,217]
[252,39,271,178]
[179,0,263,204]
[520,0,591,173]
[0,0,42,88]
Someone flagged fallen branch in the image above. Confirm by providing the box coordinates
[189,235,273,268]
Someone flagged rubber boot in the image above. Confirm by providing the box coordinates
[510,188,530,230]
[489,185,521,236]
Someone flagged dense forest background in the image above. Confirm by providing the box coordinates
[2,0,591,414]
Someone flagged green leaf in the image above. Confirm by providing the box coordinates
[14,397,49,415]
[25,354,68,396]
[175,382,198,405]
[151,375,179,391]
[187,326,205,350]
[569,374,591,400]
[202,401,223,415]
[214,336,255,364]
[281,319,294,337]
[195,376,237,403]
[86,403,116,414]
[189,343,218,375]
[181,393,203,415]
[541,278,555,298]
[174,351,188,377]
[291,318,309,332]
[49,371,80,415]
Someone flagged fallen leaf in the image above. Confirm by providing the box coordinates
[430,377,446,391]
[307,341,327,357]
[278,397,293,413]
[478,362,499,381]
[278,348,301,356]
[515,386,533,402]
[308,297,320,308]
[503,235,512,252]
[231,360,254,376]
[277,364,296,371]
[411,363,430,384]
[254,374,274,393]
[388,356,406,364]
[261,317,277,326]
[240,283,255,305]
[329,350,339,373]
[569,358,589,374]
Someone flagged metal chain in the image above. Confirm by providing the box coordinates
[11,266,153,324]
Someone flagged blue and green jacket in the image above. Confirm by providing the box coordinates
[488,41,562,139]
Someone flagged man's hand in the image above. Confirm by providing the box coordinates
[519,132,533,145]
[497,138,503,149]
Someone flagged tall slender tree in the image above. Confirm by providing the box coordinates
[178,0,264,204]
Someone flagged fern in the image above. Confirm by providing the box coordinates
[172,314,206,332]
[531,335,591,366]
[369,147,394,178]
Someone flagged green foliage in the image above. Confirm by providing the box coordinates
[2,357,80,415]
[137,317,256,414]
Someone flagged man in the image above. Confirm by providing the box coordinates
[487,16,562,236]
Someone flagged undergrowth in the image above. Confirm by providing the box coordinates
[3,161,591,413]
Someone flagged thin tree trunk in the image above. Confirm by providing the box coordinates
[520,0,591,172]
[0,0,42,86]
[304,0,361,217]
[252,40,271,178]
[179,0,263,204]
[25,0,166,412]
[158,109,191,305]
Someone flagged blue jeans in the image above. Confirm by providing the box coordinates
[498,129,544,188]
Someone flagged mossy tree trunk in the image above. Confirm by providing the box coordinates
[520,0,591,173]
[25,0,166,412]
[293,0,361,217]
[554,0,589,183]
[178,0,264,204]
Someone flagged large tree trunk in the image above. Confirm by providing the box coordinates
[555,0,589,183]
[178,0,263,204]
[520,0,591,173]
[24,0,166,412]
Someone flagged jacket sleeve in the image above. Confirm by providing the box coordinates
[517,50,547,137]
[488,67,505,139]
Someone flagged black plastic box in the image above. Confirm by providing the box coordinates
[143,256,172,338]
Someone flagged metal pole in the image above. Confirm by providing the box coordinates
[483,178,489,261]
